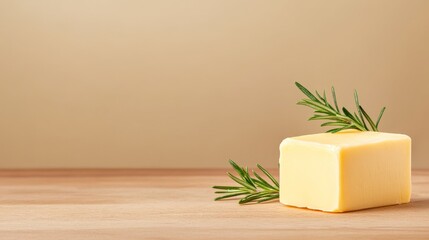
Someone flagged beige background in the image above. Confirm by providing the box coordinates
[0,0,428,169]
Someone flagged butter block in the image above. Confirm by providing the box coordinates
[279,130,411,212]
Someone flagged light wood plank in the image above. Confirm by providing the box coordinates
[0,169,428,239]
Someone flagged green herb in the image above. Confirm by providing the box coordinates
[295,82,386,133]
[213,160,279,204]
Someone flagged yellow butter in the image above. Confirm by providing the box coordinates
[279,130,411,212]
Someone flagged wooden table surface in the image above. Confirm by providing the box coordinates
[0,169,428,240]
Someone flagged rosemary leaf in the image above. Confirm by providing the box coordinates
[257,194,280,203]
[376,107,386,128]
[257,164,279,188]
[359,106,378,131]
[215,192,249,201]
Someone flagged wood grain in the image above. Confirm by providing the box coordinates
[0,169,428,240]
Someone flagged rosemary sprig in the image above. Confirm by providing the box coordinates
[295,82,386,133]
[213,160,279,204]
